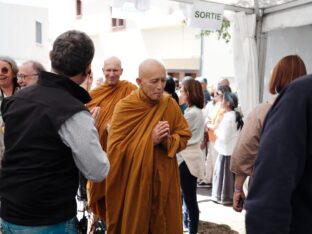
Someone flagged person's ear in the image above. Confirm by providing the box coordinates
[84,64,92,76]
[136,77,142,86]
[49,51,52,60]
[120,68,124,76]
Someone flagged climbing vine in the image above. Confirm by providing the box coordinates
[194,18,231,43]
[181,16,231,43]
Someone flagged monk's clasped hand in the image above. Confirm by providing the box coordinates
[152,121,170,145]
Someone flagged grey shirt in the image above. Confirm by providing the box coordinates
[58,110,110,182]
[177,106,204,165]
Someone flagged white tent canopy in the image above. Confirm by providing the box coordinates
[170,0,312,115]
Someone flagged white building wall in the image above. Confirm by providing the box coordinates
[48,0,76,40]
[0,0,234,87]
[202,34,235,90]
[96,29,148,83]
[141,25,200,58]
[0,2,49,66]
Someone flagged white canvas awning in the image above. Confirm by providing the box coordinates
[169,0,312,115]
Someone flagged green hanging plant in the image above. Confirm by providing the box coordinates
[196,18,231,43]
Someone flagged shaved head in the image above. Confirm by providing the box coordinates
[104,56,122,68]
[102,56,123,86]
[139,59,165,79]
[218,78,230,87]
[137,59,166,101]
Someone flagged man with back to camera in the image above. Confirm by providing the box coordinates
[0,30,110,233]
[245,74,312,233]
[106,59,192,234]
[87,56,137,224]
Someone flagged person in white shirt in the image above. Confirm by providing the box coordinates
[200,85,232,186]
[211,91,243,205]
[177,78,205,234]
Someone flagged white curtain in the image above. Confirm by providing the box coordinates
[232,12,259,117]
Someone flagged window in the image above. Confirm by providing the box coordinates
[111,7,126,30]
[76,0,82,17]
[112,18,126,30]
[35,21,42,44]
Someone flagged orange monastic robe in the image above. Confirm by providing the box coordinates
[87,80,137,219]
[106,89,192,234]
[208,102,225,142]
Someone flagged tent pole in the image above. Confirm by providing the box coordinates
[256,26,267,103]
[254,0,266,103]
[199,30,204,76]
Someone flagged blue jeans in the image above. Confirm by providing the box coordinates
[179,162,199,234]
[0,217,77,234]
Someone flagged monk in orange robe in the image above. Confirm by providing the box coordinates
[87,56,137,221]
[106,59,192,234]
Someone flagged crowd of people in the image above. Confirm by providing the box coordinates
[0,29,310,234]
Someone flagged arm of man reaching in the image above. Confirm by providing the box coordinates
[58,110,110,182]
[233,175,246,212]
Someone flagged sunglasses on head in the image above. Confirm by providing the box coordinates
[0,67,10,75]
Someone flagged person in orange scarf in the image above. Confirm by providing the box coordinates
[106,59,192,234]
[87,56,137,223]
[198,85,232,186]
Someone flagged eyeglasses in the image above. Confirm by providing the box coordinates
[17,73,38,79]
[0,67,10,75]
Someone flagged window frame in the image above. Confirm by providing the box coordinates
[35,21,42,44]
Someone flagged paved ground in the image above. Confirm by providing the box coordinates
[197,186,246,234]
[77,186,246,233]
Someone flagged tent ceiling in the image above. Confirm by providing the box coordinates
[172,0,312,14]
[213,0,297,9]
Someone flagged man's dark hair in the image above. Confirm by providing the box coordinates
[50,30,94,77]
[165,76,179,104]
[200,77,207,84]
[217,84,232,94]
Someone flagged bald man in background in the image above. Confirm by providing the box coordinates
[106,59,192,234]
[87,56,137,224]
[218,78,230,88]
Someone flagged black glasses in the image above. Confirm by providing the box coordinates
[0,67,9,75]
[17,73,38,79]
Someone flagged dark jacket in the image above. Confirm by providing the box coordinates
[0,71,91,226]
[245,75,312,233]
